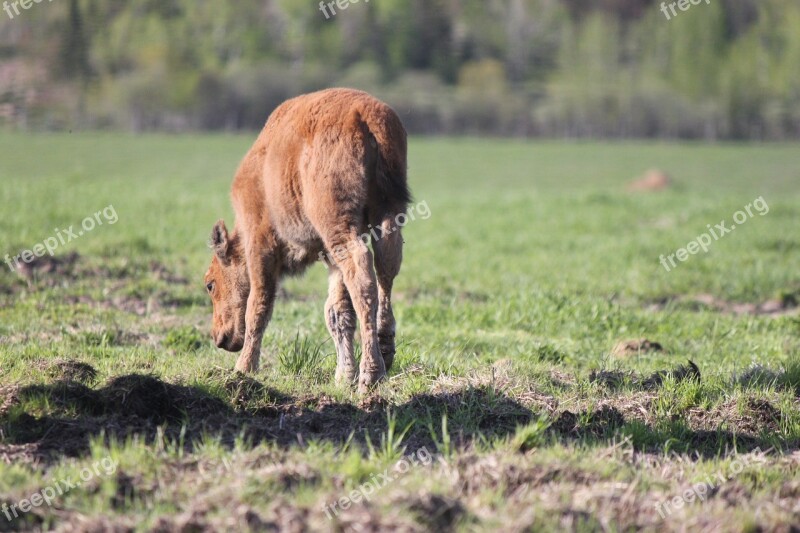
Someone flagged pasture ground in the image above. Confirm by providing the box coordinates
[1,134,799,531]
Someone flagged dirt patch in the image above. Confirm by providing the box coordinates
[612,338,663,357]
[10,251,80,284]
[63,291,197,316]
[149,260,189,285]
[687,396,784,437]
[1,253,195,314]
[647,293,800,317]
[457,454,600,497]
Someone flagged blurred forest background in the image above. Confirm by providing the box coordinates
[1,0,799,139]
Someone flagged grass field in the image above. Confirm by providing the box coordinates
[1,133,799,531]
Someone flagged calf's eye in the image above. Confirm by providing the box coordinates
[206,282,214,293]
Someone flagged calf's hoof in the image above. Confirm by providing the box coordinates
[381,351,395,372]
[335,366,358,386]
[378,336,395,371]
[358,371,386,394]
[234,354,259,373]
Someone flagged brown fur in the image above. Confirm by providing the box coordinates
[204,88,410,393]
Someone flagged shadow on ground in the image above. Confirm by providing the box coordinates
[1,368,790,464]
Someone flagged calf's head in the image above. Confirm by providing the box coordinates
[205,220,249,352]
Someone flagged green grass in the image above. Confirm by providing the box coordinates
[0,133,799,531]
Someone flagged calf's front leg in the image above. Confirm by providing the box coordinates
[235,249,278,373]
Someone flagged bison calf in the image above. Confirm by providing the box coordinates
[204,88,410,393]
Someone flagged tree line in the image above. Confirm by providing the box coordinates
[0,0,798,139]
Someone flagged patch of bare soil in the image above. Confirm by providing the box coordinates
[457,454,600,497]
[1,253,197,315]
[647,293,800,317]
[612,338,664,357]
[687,397,783,436]
[400,286,491,304]
[10,251,80,284]
[148,260,189,285]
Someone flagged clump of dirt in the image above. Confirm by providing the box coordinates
[358,393,391,412]
[550,406,625,439]
[405,493,464,532]
[745,398,782,432]
[588,369,635,389]
[38,359,98,384]
[612,339,663,357]
[627,169,671,192]
[640,360,701,389]
[101,375,195,422]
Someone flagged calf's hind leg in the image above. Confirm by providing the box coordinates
[323,230,386,393]
[372,218,403,371]
[325,267,358,384]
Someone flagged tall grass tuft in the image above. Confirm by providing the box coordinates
[277,333,330,376]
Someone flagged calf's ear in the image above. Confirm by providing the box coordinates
[211,220,231,263]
